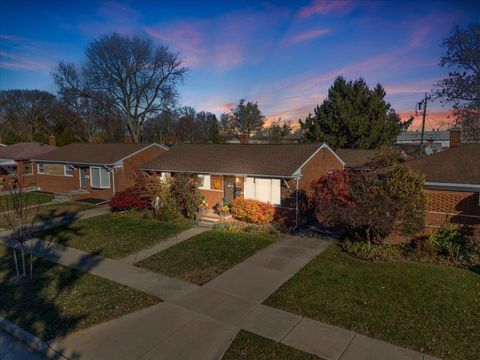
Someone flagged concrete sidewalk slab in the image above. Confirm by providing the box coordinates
[339,335,423,360]
[50,302,238,360]
[174,287,256,326]
[140,314,238,360]
[281,236,331,251]
[239,304,302,342]
[120,227,208,264]
[282,317,355,360]
[205,263,292,303]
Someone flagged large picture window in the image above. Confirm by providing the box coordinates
[244,177,281,205]
[90,166,111,189]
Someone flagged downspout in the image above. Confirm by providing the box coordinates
[106,165,116,196]
[295,177,300,230]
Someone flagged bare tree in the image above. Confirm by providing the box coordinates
[0,179,42,280]
[52,32,187,142]
[0,89,56,141]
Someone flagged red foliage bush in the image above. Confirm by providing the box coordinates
[230,198,274,225]
[109,189,149,211]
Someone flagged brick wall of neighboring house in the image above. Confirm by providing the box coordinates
[36,145,166,200]
[425,189,480,226]
[17,160,37,187]
[115,145,167,191]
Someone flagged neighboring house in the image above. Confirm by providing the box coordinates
[33,143,167,200]
[404,143,480,227]
[396,130,451,149]
[335,149,378,169]
[0,142,56,189]
[142,143,344,225]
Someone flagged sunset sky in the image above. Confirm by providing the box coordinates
[1,0,479,130]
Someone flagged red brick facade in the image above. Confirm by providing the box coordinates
[35,145,166,200]
[425,189,480,226]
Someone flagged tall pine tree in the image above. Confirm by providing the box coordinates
[300,76,411,149]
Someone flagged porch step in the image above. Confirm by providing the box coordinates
[53,189,89,202]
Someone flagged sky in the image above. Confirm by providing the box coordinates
[1,0,479,130]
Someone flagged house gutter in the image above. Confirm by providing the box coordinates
[424,182,480,192]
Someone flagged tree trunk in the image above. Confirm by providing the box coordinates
[13,248,20,278]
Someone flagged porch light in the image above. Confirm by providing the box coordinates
[236,177,240,182]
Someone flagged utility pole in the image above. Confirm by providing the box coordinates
[418,92,428,155]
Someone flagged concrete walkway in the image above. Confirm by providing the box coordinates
[0,229,439,360]
[119,227,208,264]
[0,331,46,360]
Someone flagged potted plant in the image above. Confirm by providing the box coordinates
[198,199,208,214]
[219,204,230,217]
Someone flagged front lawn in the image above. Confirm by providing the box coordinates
[37,212,192,259]
[37,201,96,220]
[137,230,276,285]
[0,191,53,210]
[265,244,480,360]
[0,245,159,341]
[223,330,320,360]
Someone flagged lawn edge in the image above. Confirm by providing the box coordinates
[0,315,65,358]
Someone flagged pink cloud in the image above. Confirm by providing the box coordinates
[145,26,205,67]
[0,51,51,71]
[284,28,332,46]
[298,0,353,18]
[399,110,454,130]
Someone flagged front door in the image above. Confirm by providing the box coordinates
[223,176,236,204]
[80,168,88,189]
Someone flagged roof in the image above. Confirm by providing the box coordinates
[404,144,480,186]
[34,143,163,165]
[142,143,330,177]
[0,142,56,161]
[335,149,378,167]
[396,130,450,143]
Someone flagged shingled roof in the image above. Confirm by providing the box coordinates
[404,144,480,186]
[335,149,377,168]
[34,143,163,165]
[0,142,56,161]
[142,143,330,177]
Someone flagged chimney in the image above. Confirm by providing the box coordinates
[239,133,249,144]
[124,134,134,143]
[449,126,462,148]
[48,135,56,147]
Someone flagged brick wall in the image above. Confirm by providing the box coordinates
[425,189,480,226]
[199,189,224,208]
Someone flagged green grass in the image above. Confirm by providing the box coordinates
[223,330,321,360]
[137,230,275,285]
[265,244,480,360]
[37,201,96,220]
[0,191,53,210]
[37,212,192,259]
[0,245,159,341]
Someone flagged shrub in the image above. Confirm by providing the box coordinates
[170,173,202,219]
[212,221,280,240]
[343,241,402,261]
[109,189,149,211]
[230,198,274,225]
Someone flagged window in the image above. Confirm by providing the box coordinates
[90,166,110,189]
[23,162,33,175]
[197,174,211,190]
[37,163,44,174]
[160,172,171,181]
[64,165,74,177]
[244,177,281,205]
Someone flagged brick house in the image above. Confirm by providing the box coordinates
[0,142,56,190]
[33,143,167,200]
[404,143,480,227]
[142,143,344,226]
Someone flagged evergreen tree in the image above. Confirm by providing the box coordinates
[300,76,411,149]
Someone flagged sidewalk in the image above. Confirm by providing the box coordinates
[0,230,440,360]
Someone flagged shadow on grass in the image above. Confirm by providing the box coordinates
[0,213,106,359]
